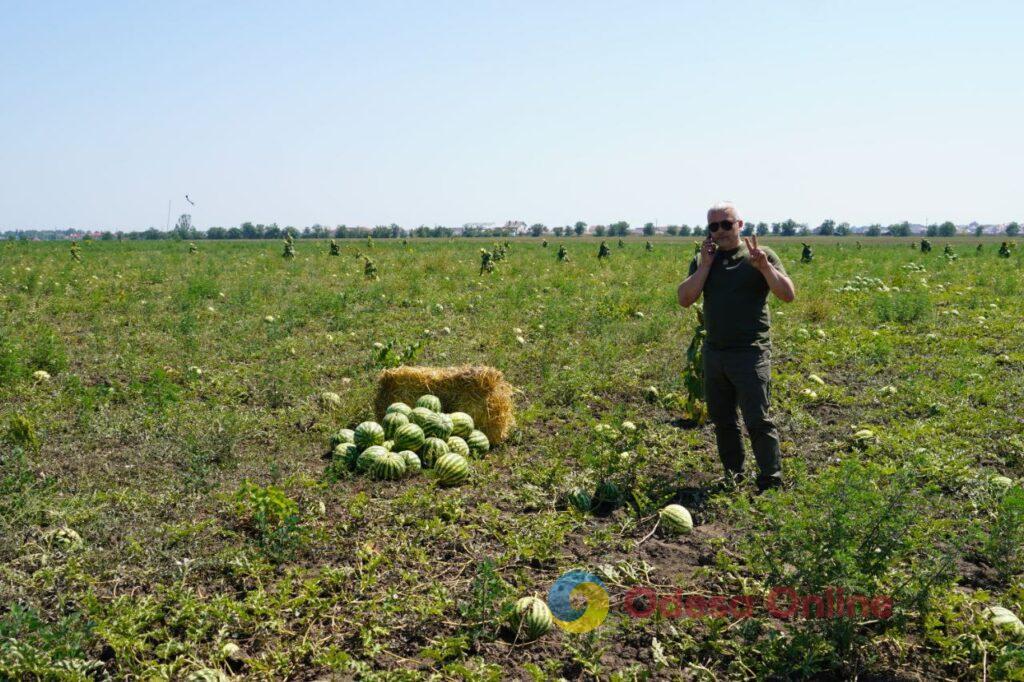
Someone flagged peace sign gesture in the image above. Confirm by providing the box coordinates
[744,234,770,273]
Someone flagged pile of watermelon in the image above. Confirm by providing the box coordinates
[328,394,490,486]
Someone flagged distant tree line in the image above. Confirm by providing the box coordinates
[4,217,1020,241]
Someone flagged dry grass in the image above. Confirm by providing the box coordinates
[374,364,515,443]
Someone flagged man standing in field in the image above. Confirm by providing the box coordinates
[677,202,796,492]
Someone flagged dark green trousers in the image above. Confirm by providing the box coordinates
[703,345,783,489]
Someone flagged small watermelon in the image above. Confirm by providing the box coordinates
[593,481,622,513]
[399,450,422,475]
[987,605,1024,634]
[564,487,592,513]
[44,527,83,551]
[659,504,694,535]
[372,451,407,480]
[382,439,394,451]
[509,596,553,642]
[333,442,359,468]
[449,411,475,438]
[386,402,413,417]
[329,428,355,448]
[356,445,388,472]
[446,436,470,457]
[354,421,385,450]
[420,437,450,467]
[434,452,469,486]
[467,429,490,456]
[416,394,443,412]
[992,475,1014,490]
[382,411,409,439]
[393,423,426,452]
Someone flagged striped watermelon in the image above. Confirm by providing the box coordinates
[416,394,443,412]
[593,481,622,512]
[416,410,447,439]
[399,450,422,475]
[354,421,385,450]
[382,440,394,451]
[372,451,407,480]
[467,429,490,456]
[659,504,693,535]
[386,402,413,417]
[427,412,453,439]
[329,428,355,448]
[434,452,469,486]
[333,442,359,468]
[356,445,388,472]
[565,487,592,513]
[410,407,436,427]
[382,411,409,439]
[509,596,552,642]
[393,423,426,452]
[420,437,450,467]
[449,411,474,438]
[446,436,470,457]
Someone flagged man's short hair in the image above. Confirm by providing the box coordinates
[707,201,741,221]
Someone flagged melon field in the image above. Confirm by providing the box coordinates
[2,236,1023,680]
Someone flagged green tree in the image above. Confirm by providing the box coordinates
[835,222,850,236]
[938,221,957,237]
[679,224,692,236]
[816,219,835,236]
[529,223,547,237]
[609,221,630,236]
[888,222,911,237]
[643,222,655,236]
[574,221,587,236]
[666,225,678,236]
[741,223,754,237]
[926,224,939,237]
[865,225,882,237]
[756,222,769,236]
[1007,222,1020,236]
[974,225,984,237]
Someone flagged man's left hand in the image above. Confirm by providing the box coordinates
[744,235,770,273]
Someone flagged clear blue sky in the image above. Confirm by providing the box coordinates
[2,1,1022,231]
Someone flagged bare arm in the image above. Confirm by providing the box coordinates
[761,263,796,303]
[744,235,796,303]
[678,239,716,307]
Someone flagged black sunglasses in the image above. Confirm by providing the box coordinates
[707,220,735,232]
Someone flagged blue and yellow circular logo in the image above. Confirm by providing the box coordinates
[547,570,609,633]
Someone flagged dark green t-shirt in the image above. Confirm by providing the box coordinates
[687,244,787,351]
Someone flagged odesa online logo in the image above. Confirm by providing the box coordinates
[547,570,609,633]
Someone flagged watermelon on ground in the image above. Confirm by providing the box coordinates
[449,411,474,438]
[467,429,490,456]
[393,423,426,452]
[509,596,552,642]
[382,411,409,439]
[420,437,450,467]
[372,451,407,480]
[446,436,470,457]
[354,421,385,450]
[434,452,469,486]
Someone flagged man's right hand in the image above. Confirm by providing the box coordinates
[700,237,717,266]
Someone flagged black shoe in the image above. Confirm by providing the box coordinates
[755,477,784,495]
